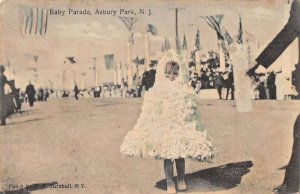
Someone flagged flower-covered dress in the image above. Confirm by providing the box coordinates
[120,51,217,161]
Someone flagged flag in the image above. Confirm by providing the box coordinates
[202,14,232,54]
[36,8,43,35]
[202,14,232,45]
[25,8,33,35]
[132,56,145,65]
[176,36,181,53]
[119,16,138,45]
[33,55,39,62]
[191,51,196,63]
[42,9,48,35]
[161,44,165,52]
[237,15,243,44]
[20,6,48,36]
[195,29,201,51]
[65,57,76,64]
[25,53,39,62]
[224,29,233,45]
[164,37,170,50]
[104,54,114,70]
[202,15,223,39]
[20,6,32,36]
[147,24,157,36]
[31,8,38,34]
[150,60,158,65]
[182,34,187,50]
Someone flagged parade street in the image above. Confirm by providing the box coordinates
[0,98,299,194]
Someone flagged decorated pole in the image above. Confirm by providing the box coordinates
[218,39,226,72]
[144,32,150,71]
[127,43,133,88]
[113,62,118,85]
[118,16,138,89]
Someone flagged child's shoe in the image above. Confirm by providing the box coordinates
[167,184,176,194]
[177,180,187,191]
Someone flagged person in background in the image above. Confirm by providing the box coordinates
[141,63,156,91]
[214,72,224,99]
[0,65,11,125]
[74,84,80,100]
[25,81,36,107]
[247,1,300,192]
[44,89,49,101]
[256,82,267,100]
[267,71,277,99]
[225,65,235,100]
[190,72,201,94]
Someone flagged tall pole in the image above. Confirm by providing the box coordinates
[93,57,97,86]
[175,8,181,53]
[62,70,66,90]
[127,44,133,88]
[169,8,184,53]
[144,32,150,71]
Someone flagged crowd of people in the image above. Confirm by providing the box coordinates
[188,51,235,100]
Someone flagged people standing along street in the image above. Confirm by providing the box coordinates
[25,82,36,107]
[247,0,300,192]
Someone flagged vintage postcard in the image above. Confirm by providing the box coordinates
[0,0,299,193]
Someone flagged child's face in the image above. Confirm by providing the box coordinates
[165,64,179,81]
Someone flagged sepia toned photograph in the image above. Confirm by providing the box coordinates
[0,0,299,193]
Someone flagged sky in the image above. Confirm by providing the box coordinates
[0,0,297,90]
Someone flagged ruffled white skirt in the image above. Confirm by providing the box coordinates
[120,76,217,161]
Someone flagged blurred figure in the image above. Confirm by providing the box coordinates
[74,84,80,100]
[190,72,201,94]
[0,65,10,125]
[267,71,277,99]
[37,88,44,101]
[225,65,235,100]
[247,1,300,192]
[214,72,224,99]
[7,80,22,114]
[141,64,156,91]
[25,81,36,107]
[44,89,49,101]
[257,82,267,99]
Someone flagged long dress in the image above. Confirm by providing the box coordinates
[120,51,217,161]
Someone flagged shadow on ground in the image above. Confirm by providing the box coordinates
[155,161,253,193]
[0,182,57,194]
[8,118,46,126]
[95,103,120,107]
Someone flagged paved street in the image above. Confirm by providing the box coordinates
[0,98,299,194]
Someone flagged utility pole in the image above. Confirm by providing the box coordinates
[62,70,66,90]
[93,57,97,86]
[169,8,185,53]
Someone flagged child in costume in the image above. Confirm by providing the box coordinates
[121,51,217,194]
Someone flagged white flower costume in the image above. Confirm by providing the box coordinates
[121,51,217,161]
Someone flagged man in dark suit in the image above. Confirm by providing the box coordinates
[74,84,80,100]
[225,70,235,100]
[267,71,277,99]
[25,81,36,107]
[247,0,300,193]
[0,65,9,125]
[141,65,156,91]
